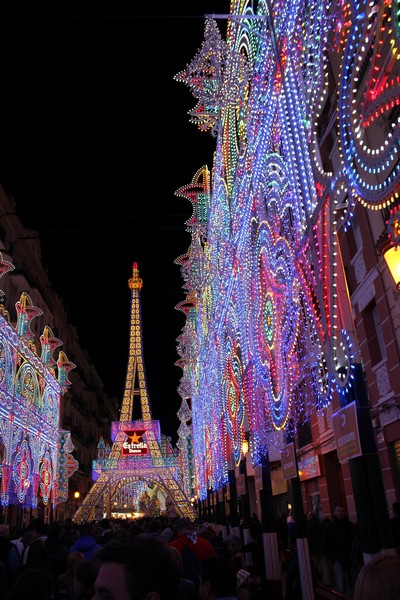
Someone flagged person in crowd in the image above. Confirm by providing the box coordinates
[223,534,245,572]
[23,538,49,572]
[319,517,334,586]
[305,510,324,582]
[198,555,238,600]
[275,513,289,571]
[284,535,301,600]
[29,516,48,542]
[69,522,100,560]
[95,518,114,546]
[197,524,226,557]
[286,512,295,543]
[323,504,358,598]
[72,559,99,600]
[169,518,217,561]
[168,518,217,588]
[56,550,85,600]
[353,554,400,600]
[45,520,70,580]
[159,524,174,544]
[389,501,400,555]
[60,518,78,549]
[91,535,180,600]
[247,518,264,580]
[3,567,55,600]
[21,517,48,566]
[169,545,197,600]
[0,560,7,599]
[9,527,24,560]
[0,524,21,585]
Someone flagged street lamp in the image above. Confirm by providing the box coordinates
[74,490,80,510]
[382,242,400,289]
[381,210,400,289]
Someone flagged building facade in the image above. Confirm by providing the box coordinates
[0,186,117,524]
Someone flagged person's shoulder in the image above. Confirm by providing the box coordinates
[169,537,185,551]
[197,536,217,555]
[197,536,214,547]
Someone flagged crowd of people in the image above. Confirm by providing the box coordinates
[279,501,400,600]
[0,502,398,600]
[0,514,264,600]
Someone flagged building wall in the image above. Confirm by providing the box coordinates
[0,186,118,520]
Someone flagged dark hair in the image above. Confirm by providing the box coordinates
[47,520,63,539]
[174,518,194,533]
[200,555,237,597]
[95,536,180,600]
[26,538,49,569]
[4,567,55,600]
[74,559,99,600]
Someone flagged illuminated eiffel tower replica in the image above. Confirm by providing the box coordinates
[74,262,195,523]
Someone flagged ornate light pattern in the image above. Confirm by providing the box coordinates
[77,264,195,523]
[0,256,75,510]
[175,0,400,499]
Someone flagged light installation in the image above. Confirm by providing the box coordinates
[75,263,195,522]
[0,254,77,511]
[175,1,400,499]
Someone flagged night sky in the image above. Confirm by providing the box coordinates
[0,4,229,441]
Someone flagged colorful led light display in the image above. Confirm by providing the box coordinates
[175,1,400,499]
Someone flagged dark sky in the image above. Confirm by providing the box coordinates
[0,4,229,441]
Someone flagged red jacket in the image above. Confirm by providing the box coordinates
[169,533,217,561]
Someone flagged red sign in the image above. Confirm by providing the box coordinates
[280,442,298,480]
[122,429,148,455]
[332,402,362,463]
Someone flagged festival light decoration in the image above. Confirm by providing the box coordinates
[0,254,76,511]
[174,0,400,499]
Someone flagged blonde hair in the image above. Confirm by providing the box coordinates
[354,555,400,600]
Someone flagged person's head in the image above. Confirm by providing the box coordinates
[173,517,197,544]
[353,555,400,600]
[73,559,99,600]
[333,505,346,520]
[4,567,55,600]
[199,555,237,600]
[63,517,74,532]
[26,538,48,568]
[66,550,85,573]
[21,529,36,548]
[223,534,242,556]
[307,510,316,521]
[79,522,94,537]
[0,523,9,538]
[30,517,46,536]
[92,536,180,600]
[174,517,194,536]
[47,520,63,540]
[392,501,400,517]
